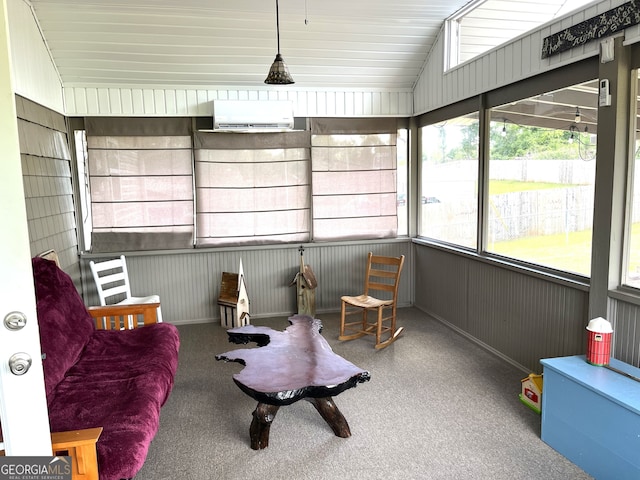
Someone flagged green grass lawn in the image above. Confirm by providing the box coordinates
[438,180,640,278]
[490,179,579,194]
[490,229,592,276]
[491,222,640,278]
[488,180,592,275]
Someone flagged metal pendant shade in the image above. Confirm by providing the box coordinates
[265,0,294,85]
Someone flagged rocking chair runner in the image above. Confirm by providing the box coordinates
[339,252,405,349]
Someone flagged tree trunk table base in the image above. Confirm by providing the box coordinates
[216,315,370,449]
[248,397,351,450]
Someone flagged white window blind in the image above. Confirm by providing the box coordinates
[86,118,193,252]
[311,118,398,241]
[194,131,311,247]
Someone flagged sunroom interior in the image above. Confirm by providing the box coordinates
[3,0,640,477]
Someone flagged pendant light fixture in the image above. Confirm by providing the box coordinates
[265,0,294,85]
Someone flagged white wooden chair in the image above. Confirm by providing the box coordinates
[89,255,163,324]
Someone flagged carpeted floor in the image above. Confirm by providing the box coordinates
[135,308,592,480]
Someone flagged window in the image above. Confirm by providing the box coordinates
[396,128,409,236]
[85,118,194,252]
[445,0,594,70]
[311,118,399,241]
[194,131,311,247]
[81,116,404,252]
[74,129,91,250]
[487,81,597,275]
[419,112,479,248]
[624,71,640,288]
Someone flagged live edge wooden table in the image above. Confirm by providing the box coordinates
[216,314,371,449]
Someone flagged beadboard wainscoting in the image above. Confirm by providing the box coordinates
[413,243,590,372]
[81,240,412,325]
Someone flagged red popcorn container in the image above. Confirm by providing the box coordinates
[586,317,613,366]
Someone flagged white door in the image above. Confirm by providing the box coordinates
[0,0,51,455]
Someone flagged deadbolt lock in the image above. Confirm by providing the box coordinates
[4,311,27,331]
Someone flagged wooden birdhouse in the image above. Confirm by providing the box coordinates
[289,246,317,316]
[519,373,543,414]
[218,259,250,329]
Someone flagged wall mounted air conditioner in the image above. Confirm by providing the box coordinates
[213,100,294,132]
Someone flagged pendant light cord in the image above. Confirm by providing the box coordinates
[276,0,281,54]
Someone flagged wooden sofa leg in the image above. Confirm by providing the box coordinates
[51,427,102,480]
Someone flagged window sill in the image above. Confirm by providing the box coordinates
[609,287,640,307]
[81,237,412,259]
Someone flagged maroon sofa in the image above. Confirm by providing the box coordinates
[32,256,180,480]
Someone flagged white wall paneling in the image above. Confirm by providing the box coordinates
[64,87,414,117]
[7,0,63,113]
[413,0,625,115]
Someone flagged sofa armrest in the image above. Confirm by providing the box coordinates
[88,303,160,330]
[51,427,102,480]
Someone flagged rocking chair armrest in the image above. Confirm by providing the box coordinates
[87,303,160,330]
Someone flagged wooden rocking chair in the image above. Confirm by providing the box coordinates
[339,252,405,349]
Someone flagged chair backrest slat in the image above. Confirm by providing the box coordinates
[369,268,397,279]
[363,252,404,298]
[94,271,126,286]
[368,281,396,292]
[89,255,133,306]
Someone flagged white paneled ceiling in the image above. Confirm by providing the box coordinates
[27,0,594,90]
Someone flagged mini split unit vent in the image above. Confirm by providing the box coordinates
[213,100,294,132]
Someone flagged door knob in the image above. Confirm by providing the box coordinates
[8,352,32,376]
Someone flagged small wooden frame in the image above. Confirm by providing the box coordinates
[88,302,160,330]
[1,428,102,480]
[51,427,103,480]
[37,249,61,267]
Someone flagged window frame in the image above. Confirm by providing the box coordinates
[77,116,410,253]
[444,0,594,72]
[418,111,480,250]
[621,65,640,291]
[415,58,599,283]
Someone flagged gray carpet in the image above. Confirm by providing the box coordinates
[135,308,592,480]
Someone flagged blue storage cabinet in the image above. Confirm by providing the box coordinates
[540,355,640,480]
